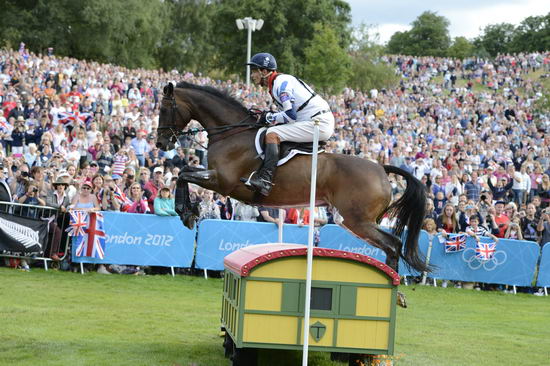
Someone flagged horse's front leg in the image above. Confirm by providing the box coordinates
[175,169,220,229]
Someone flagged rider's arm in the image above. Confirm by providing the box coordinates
[266,91,296,124]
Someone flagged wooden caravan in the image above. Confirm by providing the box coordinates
[221,243,400,365]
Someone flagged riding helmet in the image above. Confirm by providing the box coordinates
[246,53,277,71]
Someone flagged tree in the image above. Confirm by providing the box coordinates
[348,24,399,91]
[386,11,450,56]
[302,23,350,94]
[509,13,550,53]
[156,0,217,73]
[210,0,352,78]
[474,23,516,57]
[386,31,414,55]
[0,0,167,69]
[447,36,474,59]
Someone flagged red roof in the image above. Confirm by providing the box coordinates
[223,243,400,286]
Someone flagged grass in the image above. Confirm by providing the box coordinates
[0,268,549,366]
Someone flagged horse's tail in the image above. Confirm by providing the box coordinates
[382,165,430,273]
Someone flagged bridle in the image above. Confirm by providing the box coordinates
[157,92,260,148]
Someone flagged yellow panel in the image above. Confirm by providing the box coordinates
[244,281,282,311]
[298,318,334,347]
[337,320,389,350]
[243,314,297,344]
[250,257,306,279]
[356,287,392,317]
[250,257,391,285]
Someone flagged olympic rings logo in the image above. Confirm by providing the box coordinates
[461,248,507,271]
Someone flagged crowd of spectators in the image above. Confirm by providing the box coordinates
[0,45,549,283]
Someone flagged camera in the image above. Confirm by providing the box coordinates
[33,187,39,193]
[21,171,29,178]
[480,194,487,201]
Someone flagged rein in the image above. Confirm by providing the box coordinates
[158,94,260,149]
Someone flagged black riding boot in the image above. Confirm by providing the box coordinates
[243,143,279,196]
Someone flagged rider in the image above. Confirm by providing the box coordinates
[242,52,335,196]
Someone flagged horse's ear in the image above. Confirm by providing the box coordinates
[163,83,174,97]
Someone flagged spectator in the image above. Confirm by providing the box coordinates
[493,201,510,238]
[521,204,539,243]
[537,174,550,209]
[258,206,285,231]
[18,183,46,217]
[488,176,513,202]
[69,181,100,212]
[505,216,524,240]
[144,166,165,212]
[45,177,70,261]
[131,131,149,166]
[436,203,459,236]
[154,187,177,216]
[198,189,220,220]
[99,175,121,211]
[126,183,150,214]
[232,199,260,221]
[537,208,550,246]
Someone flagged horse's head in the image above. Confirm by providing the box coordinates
[157,83,191,150]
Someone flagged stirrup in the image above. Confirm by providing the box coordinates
[240,171,257,187]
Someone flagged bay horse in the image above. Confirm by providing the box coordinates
[157,82,428,274]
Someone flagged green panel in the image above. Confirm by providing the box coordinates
[339,286,357,316]
[281,282,301,312]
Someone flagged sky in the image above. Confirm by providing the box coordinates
[347,0,550,43]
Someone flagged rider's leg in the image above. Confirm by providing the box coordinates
[243,132,280,196]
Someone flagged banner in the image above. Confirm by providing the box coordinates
[428,236,539,286]
[536,243,550,287]
[317,224,428,277]
[0,212,49,255]
[195,219,309,270]
[72,212,195,267]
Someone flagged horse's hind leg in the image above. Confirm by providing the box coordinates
[341,218,401,272]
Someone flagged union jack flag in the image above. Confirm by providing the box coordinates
[57,111,92,128]
[75,212,106,259]
[475,241,496,261]
[113,185,132,211]
[66,211,88,236]
[0,118,12,133]
[445,233,466,253]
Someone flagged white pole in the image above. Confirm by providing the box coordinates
[302,120,320,366]
[246,22,252,88]
[278,209,284,244]
[421,234,434,285]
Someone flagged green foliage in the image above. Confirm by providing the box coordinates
[447,36,474,59]
[509,13,550,53]
[209,0,352,78]
[474,22,516,57]
[156,0,217,74]
[303,23,350,94]
[0,0,166,69]
[348,24,399,92]
[387,11,450,56]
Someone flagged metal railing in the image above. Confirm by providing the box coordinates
[0,201,71,270]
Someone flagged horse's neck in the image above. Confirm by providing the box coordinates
[184,90,247,130]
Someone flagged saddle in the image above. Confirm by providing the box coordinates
[255,128,326,166]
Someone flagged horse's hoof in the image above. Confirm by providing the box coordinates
[397,291,407,308]
[181,213,197,230]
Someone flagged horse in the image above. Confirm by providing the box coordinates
[156,82,429,275]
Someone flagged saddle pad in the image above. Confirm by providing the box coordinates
[255,128,325,166]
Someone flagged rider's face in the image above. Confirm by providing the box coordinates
[251,68,270,86]
[250,69,263,85]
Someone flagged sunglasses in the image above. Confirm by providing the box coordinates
[81,186,91,190]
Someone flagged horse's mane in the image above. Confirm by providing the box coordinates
[175,81,248,114]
